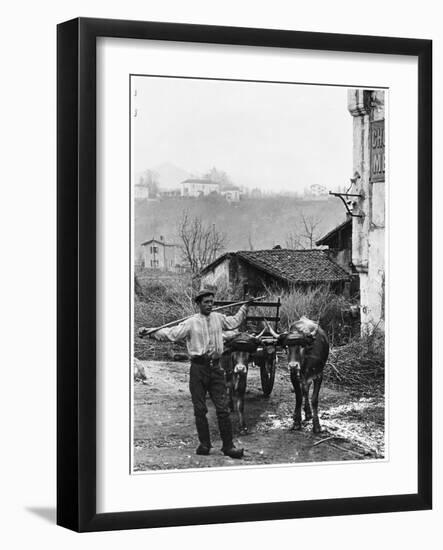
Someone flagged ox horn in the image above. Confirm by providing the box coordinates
[312,318,320,338]
[263,319,281,339]
[255,323,268,339]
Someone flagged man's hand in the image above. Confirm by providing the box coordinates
[138,327,156,339]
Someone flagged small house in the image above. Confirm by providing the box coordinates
[200,249,351,296]
[140,236,183,272]
[221,185,241,202]
[316,218,352,273]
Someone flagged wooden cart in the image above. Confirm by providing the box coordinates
[214,297,281,396]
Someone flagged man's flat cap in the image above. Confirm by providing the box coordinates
[194,286,217,302]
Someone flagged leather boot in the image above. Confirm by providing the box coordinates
[218,415,244,459]
[195,415,211,455]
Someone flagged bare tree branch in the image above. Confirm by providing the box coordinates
[285,211,322,249]
[177,212,227,278]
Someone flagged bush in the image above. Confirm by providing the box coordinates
[259,286,359,345]
[134,278,363,358]
[326,328,385,390]
[134,274,197,360]
[135,274,195,327]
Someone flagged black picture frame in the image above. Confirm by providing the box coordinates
[57,17,432,532]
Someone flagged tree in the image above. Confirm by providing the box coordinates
[285,212,322,249]
[177,212,227,277]
[285,231,304,250]
[203,167,233,190]
[140,169,159,198]
[300,213,322,248]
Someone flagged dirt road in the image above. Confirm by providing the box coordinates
[134,360,384,471]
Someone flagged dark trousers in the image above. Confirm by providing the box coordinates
[189,358,233,449]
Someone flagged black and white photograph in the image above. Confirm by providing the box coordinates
[132,76,386,471]
[1,0,438,542]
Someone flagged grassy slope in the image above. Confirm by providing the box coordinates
[135,195,345,252]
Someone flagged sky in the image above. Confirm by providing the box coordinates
[132,76,354,194]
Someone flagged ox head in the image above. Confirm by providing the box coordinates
[225,327,267,391]
[229,349,251,392]
[231,350,249,376]
[266,317,318,381]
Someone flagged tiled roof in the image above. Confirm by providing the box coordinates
[181,179,218,185]
[140,238,179,247]
[221,185,241,191]
[201,249,350,284]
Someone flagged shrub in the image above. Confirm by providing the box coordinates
[259,285,359,345]
[326,328,385,390]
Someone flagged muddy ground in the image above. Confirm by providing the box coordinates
[134,359,384,471]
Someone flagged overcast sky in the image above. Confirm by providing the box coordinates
[132,76,354,193]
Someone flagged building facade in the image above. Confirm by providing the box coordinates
[134,182,150,199]
[347,89,385,330]
[316,218,360,296]
[221,186,241,202]
[317,219,353,273]
[140,236,182,271]
[200,249,350,296]
[180,178,220,197]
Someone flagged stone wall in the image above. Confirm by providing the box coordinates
[348,89,385,331]
[200,258,230,289]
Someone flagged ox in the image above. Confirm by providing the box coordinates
[221,329,266,434]
[268,317,329,433]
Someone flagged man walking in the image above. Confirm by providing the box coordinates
[139,288,248,459]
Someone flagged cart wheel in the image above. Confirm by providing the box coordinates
[260,355,276,396]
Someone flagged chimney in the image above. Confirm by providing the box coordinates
[160,235,164,242]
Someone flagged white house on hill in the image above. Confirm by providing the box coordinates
[181,178,220,197]
[221,185,241,202]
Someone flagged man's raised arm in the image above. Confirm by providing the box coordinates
[142,320,190,342]
[222,304,248,330]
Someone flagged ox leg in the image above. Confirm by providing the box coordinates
[303,381,312,421]
[221,353,234,411]
[227,381,234,412]
[290,372,303,430]
[235,394,247,434]
[234,374,248,434]
[311,374,323,434]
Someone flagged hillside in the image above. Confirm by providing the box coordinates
[151,162,191,190]
[135,195,346,253]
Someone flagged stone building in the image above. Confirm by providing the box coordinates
[316,218,352,273]
[347,89,385,330]
[221,185,241,202]
[316,217,360,296]
[140,236,182,271]
[134,181,152,199]
[180,178,220,197]
[200,249,350,296]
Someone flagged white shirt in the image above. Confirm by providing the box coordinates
[153,305,248,357]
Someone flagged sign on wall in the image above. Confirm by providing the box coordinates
[370,119,385,182]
